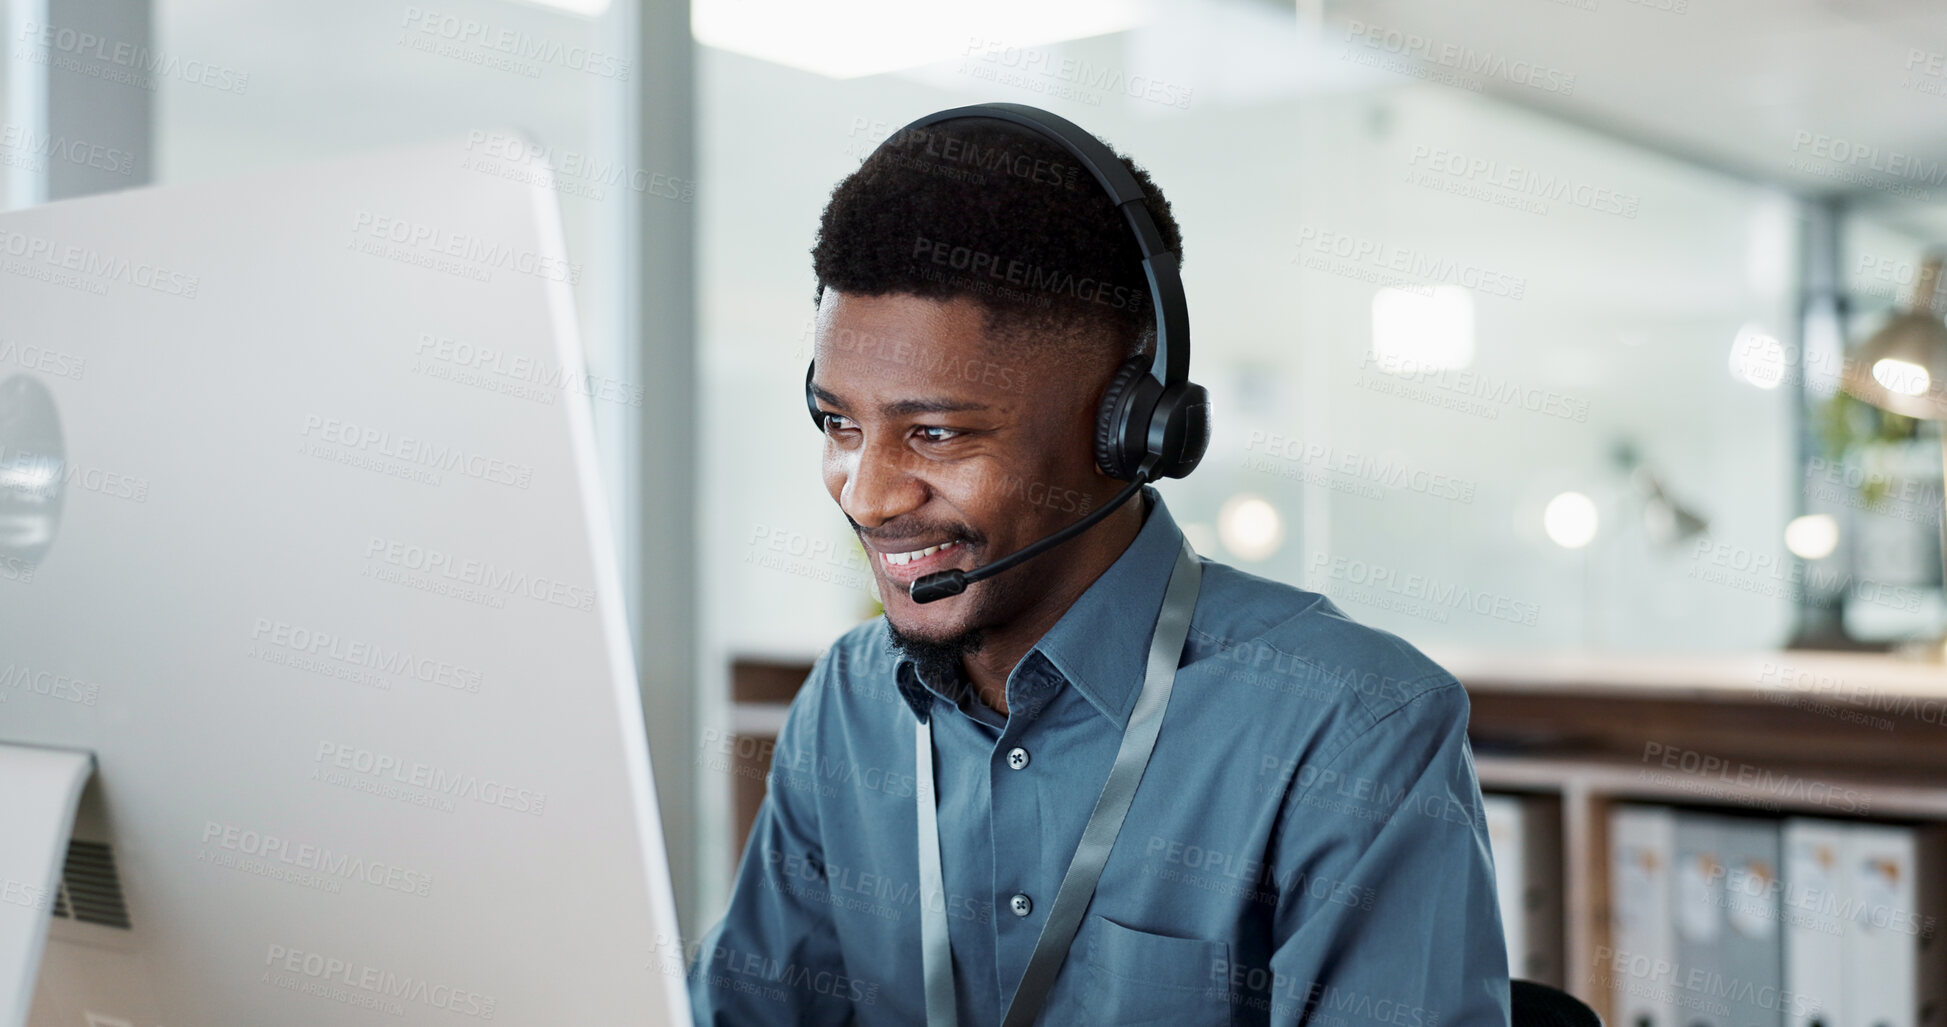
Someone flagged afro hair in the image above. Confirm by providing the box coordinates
[810,114,1182,363]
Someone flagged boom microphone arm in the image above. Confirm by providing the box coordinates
[907,463,1155,604]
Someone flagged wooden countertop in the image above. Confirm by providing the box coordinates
[1422,646,1947,704]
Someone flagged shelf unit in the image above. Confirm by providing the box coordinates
[1443,646,1947,1020]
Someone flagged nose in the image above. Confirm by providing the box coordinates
[836,433,926,530]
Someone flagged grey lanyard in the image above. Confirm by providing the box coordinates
[914,538,1201,1027]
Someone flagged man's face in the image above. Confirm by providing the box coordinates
[808,290,1118,644]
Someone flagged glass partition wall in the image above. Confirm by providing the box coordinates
[700,20,1801,662]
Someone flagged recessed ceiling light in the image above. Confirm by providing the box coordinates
[1543,491,1598,549]
[514,0,612,15]
[692,0,1144,79]
[1371,285,1475,373]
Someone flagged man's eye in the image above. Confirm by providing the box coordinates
[821,413,854,434]
[916,426,960,443]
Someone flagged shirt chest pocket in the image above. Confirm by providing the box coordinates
[1041,914,1236,1027]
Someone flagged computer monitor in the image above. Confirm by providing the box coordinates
[0,133,689,1025]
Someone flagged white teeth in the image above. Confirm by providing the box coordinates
[883,540,957,566]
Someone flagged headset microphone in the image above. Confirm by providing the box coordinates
[905,469,1154,603]
[807,102,1210,604]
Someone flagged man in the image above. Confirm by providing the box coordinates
[690,113,1508,1025]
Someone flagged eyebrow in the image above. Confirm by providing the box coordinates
[809,384,991,418]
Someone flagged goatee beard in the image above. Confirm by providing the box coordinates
[885,620,986,692]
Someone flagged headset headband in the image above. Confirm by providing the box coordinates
[890,103,1190,389]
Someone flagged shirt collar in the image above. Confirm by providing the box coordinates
[892,485,1187,730]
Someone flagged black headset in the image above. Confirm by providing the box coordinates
[805,101,1209,603]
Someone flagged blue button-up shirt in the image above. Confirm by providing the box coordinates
[691,488,1509,1025]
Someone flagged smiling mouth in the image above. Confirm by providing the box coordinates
[871,539,966,586]
[882,540,958,565]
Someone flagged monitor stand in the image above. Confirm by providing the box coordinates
[0,744,93,1027]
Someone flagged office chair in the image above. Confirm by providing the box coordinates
[1511,979,1603,1027]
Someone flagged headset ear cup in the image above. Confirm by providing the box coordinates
[804,360,823,430]
[1165,382,1211,478]
[1093,356,1151,479]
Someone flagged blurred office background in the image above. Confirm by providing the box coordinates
[9,0,1947,1017]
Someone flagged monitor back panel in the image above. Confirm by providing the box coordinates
[0,135,688,1026]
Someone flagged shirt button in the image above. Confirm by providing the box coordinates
[1006,747,1030,771]
[1009,893,1033,917]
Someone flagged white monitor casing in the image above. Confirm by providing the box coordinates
[0,134,689,1025]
